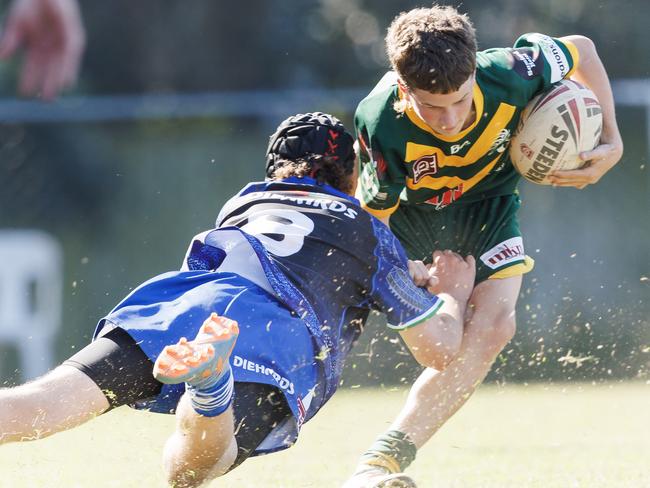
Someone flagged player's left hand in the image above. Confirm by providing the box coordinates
[547,140,623,189]
[0,0,85,100]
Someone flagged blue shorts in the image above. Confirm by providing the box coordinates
[97,271,322,440]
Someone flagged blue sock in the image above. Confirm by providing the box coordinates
[185,367,234,418]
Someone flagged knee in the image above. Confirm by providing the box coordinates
[467,309,517,359]
[163,463,203,488]
[162,434,236,488]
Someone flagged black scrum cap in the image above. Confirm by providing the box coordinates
[265,112,355,178]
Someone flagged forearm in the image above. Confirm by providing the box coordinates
[399,292,466,371]
[562,35,622,148]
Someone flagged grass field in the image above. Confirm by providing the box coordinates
[1,382,649,487]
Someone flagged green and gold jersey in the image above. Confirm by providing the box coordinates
[355,33,579,218]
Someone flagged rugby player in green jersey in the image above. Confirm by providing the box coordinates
[344,5,623,487]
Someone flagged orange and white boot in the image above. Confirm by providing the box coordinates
[153,313,239,386]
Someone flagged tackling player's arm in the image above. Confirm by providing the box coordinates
[549,35,623,188]
[399,254,475,370]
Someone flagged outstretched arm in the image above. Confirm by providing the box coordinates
[0,0,85,99]
[549,35,623,188]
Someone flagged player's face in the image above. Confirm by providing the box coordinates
[403,75,476,136]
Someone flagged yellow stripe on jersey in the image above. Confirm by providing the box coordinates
[563,39,580,78]
[361,200,400,218]
[489,256,535,279]
[401,83,485,142]
[406,151,502,191]
[404,102,516,168]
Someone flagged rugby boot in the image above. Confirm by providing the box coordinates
[342,467,418,488]
[153,313,239,385]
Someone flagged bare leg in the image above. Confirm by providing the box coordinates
[156,313,240,487]
[0,364,109,444]
[389,275,521,447]
[343,276,522,487]
[162,393,238,488]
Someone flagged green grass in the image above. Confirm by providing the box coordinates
[1,382,649,487]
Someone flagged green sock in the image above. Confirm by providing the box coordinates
[359,430,417,474]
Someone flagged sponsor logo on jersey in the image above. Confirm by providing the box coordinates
[412,154,438,184]
[450,140,471,155]
[233,355,295,394]
[488,128,511,155]
[511,47,543,79]
[528,33,570,83]
[480,237,525,269]
[424,184,464,210]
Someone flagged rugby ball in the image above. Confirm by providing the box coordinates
[510,80,602,185]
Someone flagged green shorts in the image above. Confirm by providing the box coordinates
[389,194,534,283]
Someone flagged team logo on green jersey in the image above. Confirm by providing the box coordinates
[412,154,438,184]
[488,128,511,156]
[424,184,464,210]
[450,140,471,155]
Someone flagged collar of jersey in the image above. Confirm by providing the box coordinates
[399,81,484,142]
[242,177,360,205]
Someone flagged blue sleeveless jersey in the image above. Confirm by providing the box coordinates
[98,177,442,452]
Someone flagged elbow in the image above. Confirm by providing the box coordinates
[563,34,594,50]
[563,35,597,64]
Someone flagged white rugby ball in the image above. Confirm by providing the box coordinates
[510,80,602,185]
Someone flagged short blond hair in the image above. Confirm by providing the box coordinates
[386,5,477,94]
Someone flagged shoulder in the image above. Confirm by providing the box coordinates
[355,72,401,134]
[475,33,576,106]
[513,32,577,72]
[476,48,530,105]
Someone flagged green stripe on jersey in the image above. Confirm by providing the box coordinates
[387,298,444,331]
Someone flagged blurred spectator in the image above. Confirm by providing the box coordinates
[0,0,84,99]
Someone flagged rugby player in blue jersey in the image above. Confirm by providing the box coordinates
[0,112,475,487]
